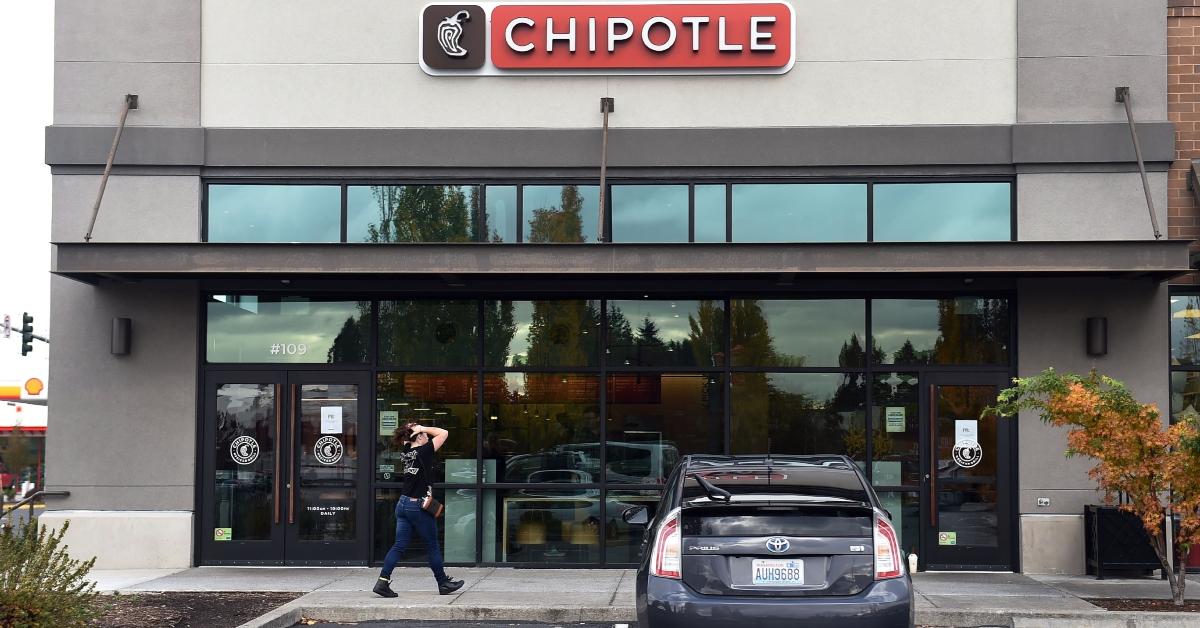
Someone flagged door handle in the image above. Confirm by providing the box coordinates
[274,384,282,525]
[929,384,938,529]
[289,383,297,525]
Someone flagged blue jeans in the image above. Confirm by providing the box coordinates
[380,495,447,582]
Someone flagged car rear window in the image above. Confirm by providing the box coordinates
[683,507,873,537]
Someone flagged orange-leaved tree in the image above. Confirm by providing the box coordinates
[985,368,1200,606]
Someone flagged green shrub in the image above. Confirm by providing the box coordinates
[0,520,99,627]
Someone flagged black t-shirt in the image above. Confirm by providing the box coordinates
[400,442,435,498]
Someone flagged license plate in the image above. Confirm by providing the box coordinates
[751,559,805,586]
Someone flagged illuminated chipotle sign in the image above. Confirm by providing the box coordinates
[420,2,795,75]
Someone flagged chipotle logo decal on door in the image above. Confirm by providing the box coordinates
[420,1,795,75]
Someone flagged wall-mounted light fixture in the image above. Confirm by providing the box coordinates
[1086,317,1107,357]
[111,317,132,356]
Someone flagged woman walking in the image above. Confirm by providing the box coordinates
[374,422,465,597]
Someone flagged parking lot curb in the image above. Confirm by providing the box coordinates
[237,601,1200,628]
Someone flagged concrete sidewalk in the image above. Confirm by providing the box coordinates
[88,567,1200,627]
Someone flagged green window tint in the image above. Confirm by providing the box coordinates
[606,300,726,368]
[731,372,866,459]
[606,373,722,484]
[873,183,1011,242]
[523,185,600,243]
[378,300,478,367]
[483,488,600,564]
[732,184,867,242]
[347,185,480,243]
[606,490,662,564]
[610,185,689,243]
[208,185,341,243]
[694,184,727,242]
[1171,295,1200,367]
[731,300,867,367]
[206,296,369,363]
[484,185,518,242]
[871,373,920,486]
[481,373,600,484]
[484,300,601,367]
[872,298,1010,365]
[376,372,479,485]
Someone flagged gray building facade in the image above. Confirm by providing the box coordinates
[42,0,1188,574]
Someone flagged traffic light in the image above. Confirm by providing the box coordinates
[20,312,33,356]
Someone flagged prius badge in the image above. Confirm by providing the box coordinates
[438,10,471,57]
[765,537,790,554]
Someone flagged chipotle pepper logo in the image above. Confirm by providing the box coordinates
[420,2,795,75]
[422,4,486,69]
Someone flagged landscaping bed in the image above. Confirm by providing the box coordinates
[1083,598,1200,612]
[94,591,299,627]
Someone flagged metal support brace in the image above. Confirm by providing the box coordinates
[1115,87,1163,240]
[598,97,615,243]
[83,94,138,243]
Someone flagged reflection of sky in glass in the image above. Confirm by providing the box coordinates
[732,184,866,242]
[207,297,366,363]
[523,185,600,242]
[871,299,940,362]
[486,186,518,242]
[760,372,844,405]
[345,185,476,242]
[607,300,701,344]
[753,300,866,367]
[208,185,341,243]
[611,185,688,243]
[873,183,1010,242]
[488,300,599,366]
[695,185,726,242]
[1171,296,1200,366]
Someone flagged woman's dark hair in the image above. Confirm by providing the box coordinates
[393,422,421,450]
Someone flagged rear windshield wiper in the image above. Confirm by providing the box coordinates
[690,473,732,502]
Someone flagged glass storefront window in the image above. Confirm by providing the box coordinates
[206,296,369,363]
[213,383,276,541]
[523,185,601,243]
[484,300,601,367]
[872,298,1010,365]
[606,490,662,564]
[610,185,688,243]
[1170,370,1200,425]
[694,184,727,242]
[482,373,601,484]
[873,183,1011,242]
[606,374,722,484]
[485,185,518,242]
[731,300,867,367]
[731,184,867,242]
[208,184,342,243]
[731,372,866,459]
[483,488,601,564]
[376,373,479,484]
[379,300,478,367]
[374,488,476,564]
[871,373,920,486]
[1171,296,1200,366]
[606,300,725,367]
[348,185,479,243]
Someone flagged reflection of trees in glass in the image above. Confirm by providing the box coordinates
[327,313,368,363]
[687,300,725,367]
[379,301,481,366]
[1175,298,1200,365]
[838,333,883,368]
[484,374,601,482]
[933,298,1009,364]
[527,186,586,243]
[731,300,805,367]
[365,186,480,243]
[734,375,864,456]
[521,301,600,366]
[484,301,518,366]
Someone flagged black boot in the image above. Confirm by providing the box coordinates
[438,576,464,595]
[373,577,398,598]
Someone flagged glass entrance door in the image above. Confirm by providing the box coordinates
[922,373,1013,570]
[201,371,370,565]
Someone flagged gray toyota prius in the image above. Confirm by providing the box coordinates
[622,454,913,628]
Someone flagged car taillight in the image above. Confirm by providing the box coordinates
[874,510,903,580]
[651,508,682,579]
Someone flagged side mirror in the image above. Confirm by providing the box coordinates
[622,506,649,526]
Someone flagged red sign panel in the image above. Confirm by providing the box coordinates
[490,3,793,70]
